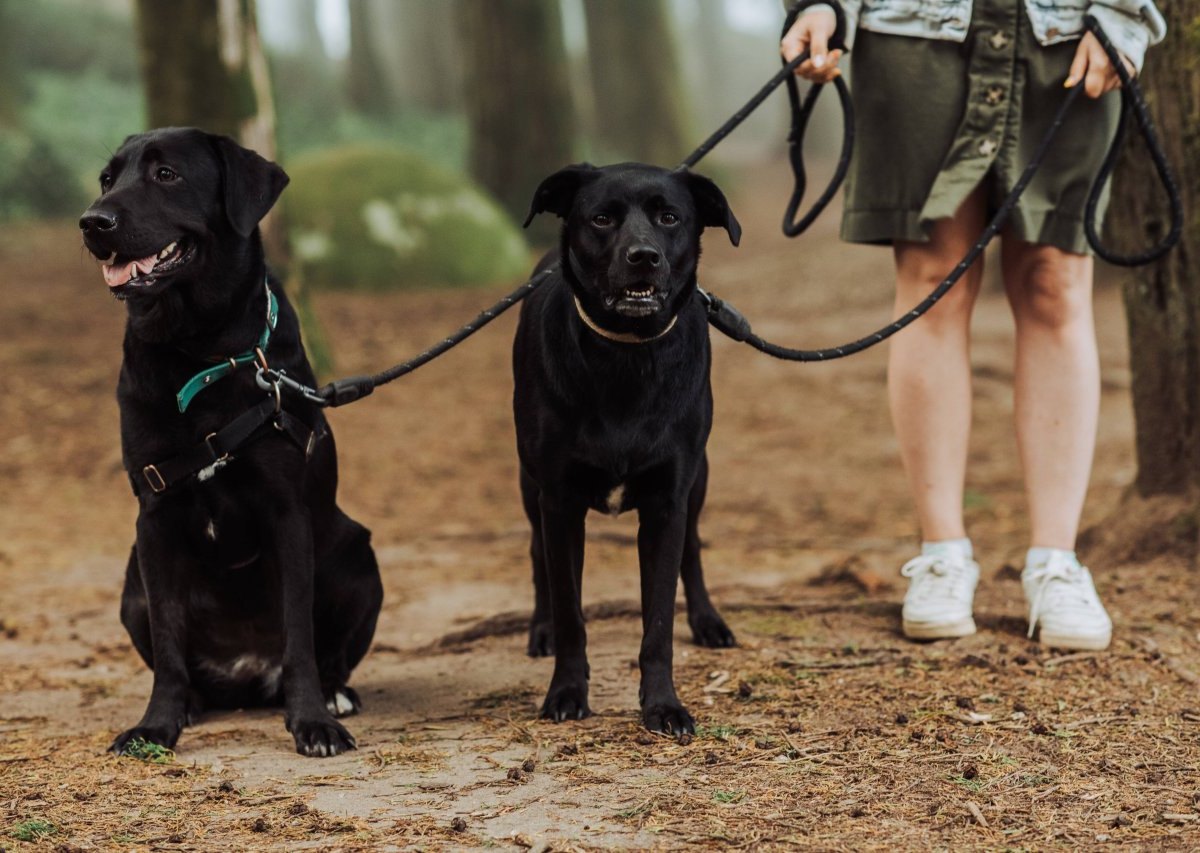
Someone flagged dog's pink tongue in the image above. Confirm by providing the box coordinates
[103,253,159,288]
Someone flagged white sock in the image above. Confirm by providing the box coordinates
[1025,546,1078,570]
[922,537,973,560]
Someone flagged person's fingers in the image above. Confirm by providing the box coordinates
[1064,41,1088,88]
[811,49,843,84]
[810,27,829,71]
[1084,41,1110,98]
[780,25,807,64]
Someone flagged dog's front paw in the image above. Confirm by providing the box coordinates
[527,619,555,657]
[289,716,357,757]
[642,701,695,738]
[110,723,182,755]
[540,680,590,722]
[688,608,737,648]
[324,686,362,718]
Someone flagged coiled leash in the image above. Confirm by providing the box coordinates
[268,3,1180,406]
[696,5,1183,360]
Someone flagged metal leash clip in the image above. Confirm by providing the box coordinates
[254,362,328,407]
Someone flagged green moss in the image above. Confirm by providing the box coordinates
[286,145,530,291]
[11,819,57,842]
[120,737,175,764]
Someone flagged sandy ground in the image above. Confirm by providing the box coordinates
[1,165,1198,850]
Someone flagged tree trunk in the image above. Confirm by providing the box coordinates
[456,0,576,242]
[347,0,391,117]
[371,0,462,112]
[582,0,690,166]
[1106,2,1200,497]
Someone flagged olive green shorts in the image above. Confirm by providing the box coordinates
[841,0,1122,255]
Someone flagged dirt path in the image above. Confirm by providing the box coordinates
[2,166,1198,850]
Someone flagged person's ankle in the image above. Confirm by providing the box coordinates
[922,537,973,561]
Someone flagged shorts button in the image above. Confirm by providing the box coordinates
[989,31,1010,50]
[1047,27,1060,38]
[978,138,998,157]
[984,85,1005,105]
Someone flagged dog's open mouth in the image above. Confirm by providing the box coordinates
[606,284,664,318]
[100,238,194,297]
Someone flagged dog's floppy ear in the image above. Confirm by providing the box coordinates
[684,171,741,246]
[523,163,599,227]
[209,134,289,237]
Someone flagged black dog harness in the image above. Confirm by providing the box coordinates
[135,281,323,496]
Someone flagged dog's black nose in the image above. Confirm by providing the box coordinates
[79,209,118,233]
[625,245,661,268]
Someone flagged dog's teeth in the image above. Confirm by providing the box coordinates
[129,265,139,279]
[159,241,177,260]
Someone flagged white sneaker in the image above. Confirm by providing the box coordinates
[1022,550,1112,650]
[900,547,979,640]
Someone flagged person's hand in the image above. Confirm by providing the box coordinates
[1065,32,1135,98]
[780,9,843,83]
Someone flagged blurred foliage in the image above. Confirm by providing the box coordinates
[0,132,89,220]
[0,1,143,220]
[6,0,140,85]
[286,145,530,291]
[269,52,468,172]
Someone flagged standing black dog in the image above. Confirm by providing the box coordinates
[515,162,740,736]
[79,128,382,757]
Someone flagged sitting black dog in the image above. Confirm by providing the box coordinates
[79,128,382,757]
[515,162,740,736]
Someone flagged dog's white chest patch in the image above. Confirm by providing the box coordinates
[606,484,625,516]
[205,519,217,541]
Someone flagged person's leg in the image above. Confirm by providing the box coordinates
[889,183,988,542]
[1000,235,1111,650]
[999,237,1098,548]
[891,184,988,640]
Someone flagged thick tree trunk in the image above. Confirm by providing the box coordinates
[347,0,391,117]
[582,0,690,165]
[372,0,462,112]
[1106,2,1200,497]
[456,0,576,242]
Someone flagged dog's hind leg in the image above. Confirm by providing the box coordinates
[681,455,736,648]
[314,515,382,719]
[522,467,555,657]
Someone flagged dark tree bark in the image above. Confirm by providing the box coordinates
[1106,3,1200,497]
[582,0,690,165]
[347,0,391,117]
[456,0,576,241]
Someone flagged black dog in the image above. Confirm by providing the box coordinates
[79,128,382,757]
[515,162,740,736]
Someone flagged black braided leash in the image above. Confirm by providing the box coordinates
[697,9,1183,361]
[296,5,1179,404]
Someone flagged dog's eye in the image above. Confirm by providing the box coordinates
[591,213,613,228]
[99,173,113,192]
[155,166,179,183]
[659,212,680,226]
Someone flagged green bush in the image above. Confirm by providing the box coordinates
[0,130,89,220]
[286,145,530,290]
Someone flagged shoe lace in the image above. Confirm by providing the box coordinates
[901,554,968,601]
[1024,554,1096,638]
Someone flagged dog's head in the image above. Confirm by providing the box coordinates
[525,163,740,324]
[79,128,287,314]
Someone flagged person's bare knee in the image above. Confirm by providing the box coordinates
[1004,242,1093,331]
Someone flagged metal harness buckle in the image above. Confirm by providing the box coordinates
[142,464,167,494]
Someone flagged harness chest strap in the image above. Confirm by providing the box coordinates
[176,279,278,413]
[137,397,323,496]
